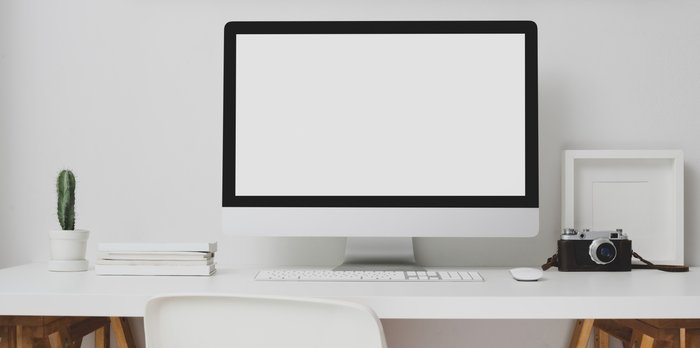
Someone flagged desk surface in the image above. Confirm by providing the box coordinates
[1,263,699,319]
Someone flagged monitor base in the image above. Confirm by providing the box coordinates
[334,237,425,271]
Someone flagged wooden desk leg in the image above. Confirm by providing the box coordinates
[56,325,71,348]
[54,323,84,348]
[16,325,26,348]
[95,322,110,348]
[0,327,9,348]
[680,328,686,348]
[594,327,609,348]
[31,338,50,348]
[638,334,654,348]
[7,327,17,348]
[627,330,656,348]
[48,333,61,348]
[687,329,700,347]
[17,325,50,348]
[569,319,594,348]
[0,326,9,348]
[110,317,135,348]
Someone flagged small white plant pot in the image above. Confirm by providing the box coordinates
[48,229,89,272]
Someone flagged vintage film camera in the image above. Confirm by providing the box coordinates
[558,228,632,271]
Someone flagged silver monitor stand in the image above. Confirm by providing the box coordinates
[334,237,426,271]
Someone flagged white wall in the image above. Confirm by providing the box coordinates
[2,1,699,347]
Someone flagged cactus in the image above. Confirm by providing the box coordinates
[56,170,76,230]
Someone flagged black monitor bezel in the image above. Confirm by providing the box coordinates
[223,21,538,208]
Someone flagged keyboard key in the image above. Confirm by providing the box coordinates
[438,271,461,281]
[457,271,473,281]
[469,272,483,281]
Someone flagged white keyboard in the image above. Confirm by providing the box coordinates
[255,269,483,282]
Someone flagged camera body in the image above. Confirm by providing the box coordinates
[558,228,632,271]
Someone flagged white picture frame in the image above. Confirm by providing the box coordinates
[562,150,684,264]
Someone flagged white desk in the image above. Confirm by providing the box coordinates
[1,263,699,319]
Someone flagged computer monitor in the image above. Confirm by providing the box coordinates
[222,21,539,268]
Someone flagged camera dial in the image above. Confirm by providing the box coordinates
[589,238,617,265]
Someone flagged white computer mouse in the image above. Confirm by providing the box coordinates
[509,267,543,281]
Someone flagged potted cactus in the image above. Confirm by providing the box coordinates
[48,170,89,271]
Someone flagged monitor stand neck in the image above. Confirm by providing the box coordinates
[334,237,425,271]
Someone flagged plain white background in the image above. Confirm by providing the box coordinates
[2,0,699,347]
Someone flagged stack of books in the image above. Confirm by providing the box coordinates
[95,242,217,276]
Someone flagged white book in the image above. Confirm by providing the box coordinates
[98,251,213,261]
[95,263,216,276]
[96,259,214,266]
[98,242,217,253]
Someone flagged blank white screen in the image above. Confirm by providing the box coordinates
[235,34,525,196]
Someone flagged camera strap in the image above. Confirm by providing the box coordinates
[541,253,559,271]
[630,251,689,272]
[541,251,689,272]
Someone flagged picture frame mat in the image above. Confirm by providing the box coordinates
[562,150,683,264]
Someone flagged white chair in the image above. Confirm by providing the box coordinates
[144,294,387,348]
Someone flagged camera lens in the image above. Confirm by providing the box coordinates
[599,245,615,260]
[589,238,617,265]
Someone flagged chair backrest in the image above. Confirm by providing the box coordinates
[144,294,387,348]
